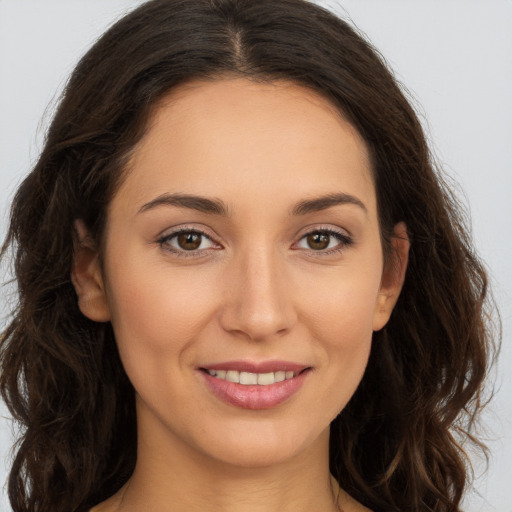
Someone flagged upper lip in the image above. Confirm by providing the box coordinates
[199,360,310,374]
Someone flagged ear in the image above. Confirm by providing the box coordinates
[373,222,409,331]
[71,220,111,322]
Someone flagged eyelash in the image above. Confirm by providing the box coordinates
[296,228,354,256]
[156,228,217,259]
[156,226,354,259]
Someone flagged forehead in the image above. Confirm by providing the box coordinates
[114,77,376,217]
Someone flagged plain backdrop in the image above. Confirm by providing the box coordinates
[0,1,511,511]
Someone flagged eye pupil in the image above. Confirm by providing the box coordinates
[177,232,202,250]
[307,232,330,250]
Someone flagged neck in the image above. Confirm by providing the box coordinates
[102,403,344,512]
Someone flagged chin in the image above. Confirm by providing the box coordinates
[190,420,329,469]
[203,441,306,469]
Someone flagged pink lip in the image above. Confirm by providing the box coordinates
[201,360,309,374]
[198,360,311,410]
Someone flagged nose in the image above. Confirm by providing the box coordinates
[218,245,297,342]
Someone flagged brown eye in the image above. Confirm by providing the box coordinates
[296,229,353,254]
[306,232,330,250]
[159,229,217,255]
[177,232,202,250]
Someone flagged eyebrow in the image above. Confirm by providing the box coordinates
[138,193,230,216]
[290,192,367,216]
[138,192,367,217]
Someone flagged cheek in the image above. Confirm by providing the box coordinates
[314,285,377,370]
[294,262,381,412]
[298,259,382,346]
[104,251,220,365]
[104,257,224,427]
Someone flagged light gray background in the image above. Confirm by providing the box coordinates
[0,1,511,510]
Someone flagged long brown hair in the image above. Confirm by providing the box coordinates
[0,1,497,511]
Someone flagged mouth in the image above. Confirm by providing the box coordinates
[198,361,312,410]
[200,368,308,386]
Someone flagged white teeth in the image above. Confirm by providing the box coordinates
[274,371,285,382]
[257,372,275,385]
[240,371,258,385]
[225,370,239,383]
[206,369,299,385]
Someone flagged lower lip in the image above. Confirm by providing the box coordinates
[200,370,310,410]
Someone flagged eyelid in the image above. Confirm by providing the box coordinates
[293,225,354,255]
[156,226,222,258]
[156,224,354,259]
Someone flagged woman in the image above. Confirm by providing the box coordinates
[0,1,496,511]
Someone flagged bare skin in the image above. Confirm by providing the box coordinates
[76,78,408,512]
[91,477,369,512]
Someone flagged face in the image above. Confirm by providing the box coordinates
[73,78,407,468]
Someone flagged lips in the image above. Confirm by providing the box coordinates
[198,360,311,410]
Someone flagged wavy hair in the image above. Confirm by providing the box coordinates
[0,1,496,511]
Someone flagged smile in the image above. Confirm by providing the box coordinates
[205,369,297,385]
[199,362,311,410]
